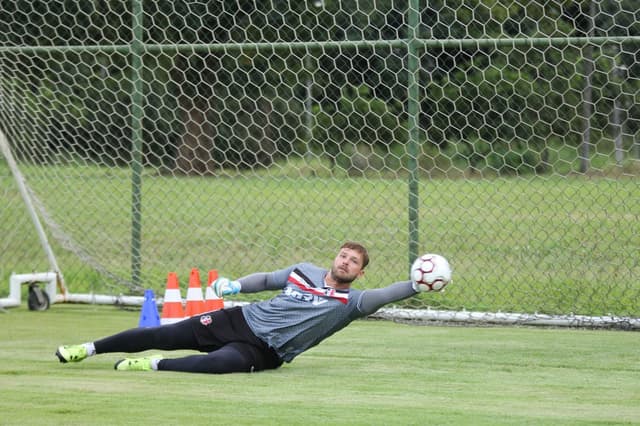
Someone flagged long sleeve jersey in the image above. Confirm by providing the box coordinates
[239,262,416,362]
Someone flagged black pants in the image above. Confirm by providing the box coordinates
[94,306,282,374]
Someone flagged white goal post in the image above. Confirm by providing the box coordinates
[0,130,149,309]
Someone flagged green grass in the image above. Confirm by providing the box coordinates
[2,161,639,317]
[0,304,638,425]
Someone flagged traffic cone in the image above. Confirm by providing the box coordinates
[161,272,185,325]
[184,268,206,317]
[204,269,224,312]
[138,289,160,327]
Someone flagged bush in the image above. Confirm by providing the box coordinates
[454,138,541,175]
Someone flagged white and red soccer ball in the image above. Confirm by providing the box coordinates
[411,253,452,292]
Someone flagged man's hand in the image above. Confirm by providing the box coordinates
[212,278,241,297]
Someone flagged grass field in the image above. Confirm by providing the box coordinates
[1,304,638,425]
[2,161,639,317]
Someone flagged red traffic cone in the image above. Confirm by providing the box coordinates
[161,272,184,325]
[204,269,224,312]
[184,268,206,317]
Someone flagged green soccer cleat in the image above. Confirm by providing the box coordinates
[56,345,88,363]
[114,355,163,371]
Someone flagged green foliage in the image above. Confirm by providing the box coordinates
[2,1,640,174]
[453,137,541,175]
[312,84,405,173]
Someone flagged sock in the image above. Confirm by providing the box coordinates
[83,342,96,356]
[150,357,161,371]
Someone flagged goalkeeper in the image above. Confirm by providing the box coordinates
[56,242,426,374]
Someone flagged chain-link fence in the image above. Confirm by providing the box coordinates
[1,1,638,323]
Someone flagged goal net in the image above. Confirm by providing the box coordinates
[1,1,638,326]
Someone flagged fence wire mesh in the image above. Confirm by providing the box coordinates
[1,1,638,322]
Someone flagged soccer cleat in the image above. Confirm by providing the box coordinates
[114,355,163,371]
[56,345,88,363]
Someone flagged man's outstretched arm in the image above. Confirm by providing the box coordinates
[357,281,418,316]
[238,272,286,292]
[214,270,290,296]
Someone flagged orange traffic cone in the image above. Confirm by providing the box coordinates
[184,268,206,317]
[161,272,184,325]
[204,269,225,312]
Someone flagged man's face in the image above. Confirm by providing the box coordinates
[330,247,365,285]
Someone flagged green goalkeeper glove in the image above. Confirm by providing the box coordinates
[213,278,241,297]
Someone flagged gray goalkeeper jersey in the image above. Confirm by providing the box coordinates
[241,262,415,363]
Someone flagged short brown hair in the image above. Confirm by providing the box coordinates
[340,241,370,269]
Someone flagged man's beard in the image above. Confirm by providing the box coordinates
[330,266,357,285]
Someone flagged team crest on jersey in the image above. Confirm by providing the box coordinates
[199,314,212,326]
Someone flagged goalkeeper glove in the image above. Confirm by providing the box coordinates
[212,278,241,297]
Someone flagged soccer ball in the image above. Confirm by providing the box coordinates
[411,253,452,292]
